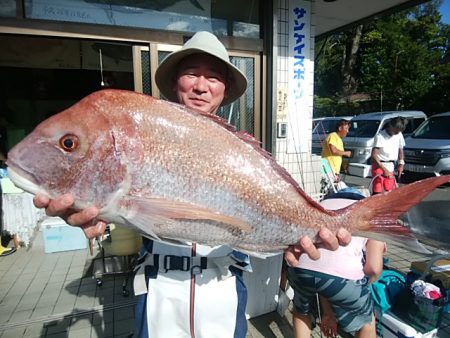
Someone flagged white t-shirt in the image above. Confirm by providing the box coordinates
[373,129,405,162]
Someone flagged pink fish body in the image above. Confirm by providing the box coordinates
[7,90,450,253]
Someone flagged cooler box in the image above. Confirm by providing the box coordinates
[348,163,372,177]
[376,311,438,338]
[43,224,88,253]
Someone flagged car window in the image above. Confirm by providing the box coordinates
[313,120,338,134]
[412,116,450,140]
[348,120,380,138]
[378,117,425,135]
[404,118,426,134]
[312,119,323,129]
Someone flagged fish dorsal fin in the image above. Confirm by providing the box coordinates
[120,196,253,234]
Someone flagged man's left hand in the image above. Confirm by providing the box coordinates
[284,228,352,266]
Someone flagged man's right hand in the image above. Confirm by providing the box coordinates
[382,168,393,178]
[33,193,105,238]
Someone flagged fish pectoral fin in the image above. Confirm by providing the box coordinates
[238,249,284,259]
[124,196,253,233]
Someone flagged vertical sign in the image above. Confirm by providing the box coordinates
[287,0,313,153]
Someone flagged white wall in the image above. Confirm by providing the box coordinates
[243,0,325,321]
[274,0,322,200]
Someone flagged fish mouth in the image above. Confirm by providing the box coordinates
[6,163,46,196]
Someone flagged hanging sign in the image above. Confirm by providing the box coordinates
[286,0,314,153]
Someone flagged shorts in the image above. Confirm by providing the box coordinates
[287,267,374,334]
[372,166,396,193]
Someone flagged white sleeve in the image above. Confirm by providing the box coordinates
[398,133,405,148]
[373,133,383,148]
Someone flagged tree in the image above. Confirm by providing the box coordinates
[314,0,450,116]
[341,25,363,98]
[314,27,366,117]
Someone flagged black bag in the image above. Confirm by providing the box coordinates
[392,284,446,333]
[390,255,450,333]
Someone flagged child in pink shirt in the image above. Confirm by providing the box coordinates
[287,199,386,338]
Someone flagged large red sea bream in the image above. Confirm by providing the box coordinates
[6,90,450,253]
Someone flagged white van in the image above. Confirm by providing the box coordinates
[344,110,427,164]
[403,112,450,181]
[311,116,353,155]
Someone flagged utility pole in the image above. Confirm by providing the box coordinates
[380,86,383,111]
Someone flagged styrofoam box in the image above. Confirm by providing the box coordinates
[376,311,438,338]
[39,216,67,230]
[43,224,88,253]
[348,163,372,177]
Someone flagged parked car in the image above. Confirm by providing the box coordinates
[311,116,353,155]
[312,117,326,130]
[344,110,427,164]
[403,112,450,182]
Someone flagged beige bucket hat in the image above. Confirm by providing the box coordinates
[155,31,248,106]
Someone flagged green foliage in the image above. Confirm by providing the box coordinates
[314,0,450,116]
[314,95,375,117]
[314,96,337,117]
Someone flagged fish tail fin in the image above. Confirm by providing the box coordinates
[345,175,450,235]
[354,231,432,254]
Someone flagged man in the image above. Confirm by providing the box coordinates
[33,31,351,337]
[321,119,352,178]
[133,31,251,338]
[371,117,407,195]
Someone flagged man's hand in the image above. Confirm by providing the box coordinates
[284,228,352,266]
[397,164,404,177]
[382,168,393,178]
[34,193,99,225]
[33,193,104,239]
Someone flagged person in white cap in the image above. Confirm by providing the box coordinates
[33,31,351,338]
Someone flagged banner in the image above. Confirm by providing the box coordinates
[287,0,314,153]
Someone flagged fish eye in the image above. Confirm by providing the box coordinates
[59,134,79,152]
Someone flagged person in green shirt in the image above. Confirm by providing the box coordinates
[321,119,352,178]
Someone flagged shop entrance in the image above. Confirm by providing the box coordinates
[0,34,262,157]
[0,34,136,154]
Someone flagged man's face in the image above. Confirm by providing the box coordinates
[175,54,228,115]
[338,124,350,137]
[387,126,401,136]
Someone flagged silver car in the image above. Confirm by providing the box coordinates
[403,112,450,181]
